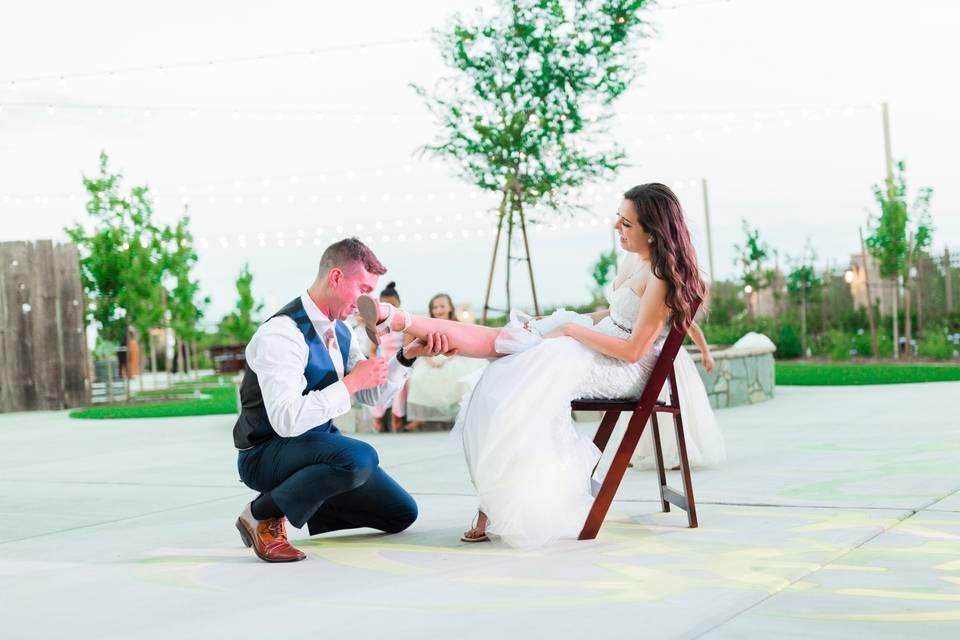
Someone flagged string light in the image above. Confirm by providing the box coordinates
[1,37,427,87]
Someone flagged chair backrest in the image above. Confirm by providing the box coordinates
[631,298,701,411]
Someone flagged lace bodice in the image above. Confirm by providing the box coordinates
[605,285,643,335]
[576,285,671,399]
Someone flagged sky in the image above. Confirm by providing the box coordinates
[0,0,957,324]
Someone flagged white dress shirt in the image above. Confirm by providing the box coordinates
[244,292,413,438]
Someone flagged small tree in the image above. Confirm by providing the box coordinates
[415,0,651,321]
[866,160,933,358]
[218,263,264,344]
[66,152,166,389]
[590,249,619,304]
[786,240,821,356]
[162,215,209,376]
[734,220,771,318]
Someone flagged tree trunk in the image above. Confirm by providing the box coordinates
[505,199,515,314]
[192,339,199,378]
[917,253,924,336]
[904,234,914,357]
[481,190,510,324]
[516,200,540,315]
[859,228,879,358]
[946,247,954,312]
[182,336,190,380]
[800,294,807,356]
[892,277,900,359]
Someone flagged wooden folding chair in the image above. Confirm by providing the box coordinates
[572,299,701,540]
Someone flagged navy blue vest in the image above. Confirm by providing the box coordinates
[232,297,352,449]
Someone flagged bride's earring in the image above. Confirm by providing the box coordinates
[647,237,654,244]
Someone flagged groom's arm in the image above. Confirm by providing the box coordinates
[346,337,413,408]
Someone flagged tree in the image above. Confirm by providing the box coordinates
[162,215,209,375]
[66,152,166,389]
[866,160,933,358]
[218,263,264,344]
[590,248,619,304]
[733,220,772,318]
[414,0,651,321]
[786,240,821,356]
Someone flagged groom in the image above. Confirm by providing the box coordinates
[233,237,451,562]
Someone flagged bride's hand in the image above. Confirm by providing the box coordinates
[543,323,571,339]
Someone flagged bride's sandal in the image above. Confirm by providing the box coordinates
[460,512,489,543]
[357,295,412,346]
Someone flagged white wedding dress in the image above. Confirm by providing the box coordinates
[455,285,669,548]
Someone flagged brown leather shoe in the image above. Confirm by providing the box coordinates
[236,512,306,563]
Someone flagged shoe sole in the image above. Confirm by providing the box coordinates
[460,534,489,543]
[356,295,382,346]
[235,519,305,563]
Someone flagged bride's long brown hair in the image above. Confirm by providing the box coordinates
[623,183,707,330]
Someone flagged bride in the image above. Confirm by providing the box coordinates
[358,183,707,548]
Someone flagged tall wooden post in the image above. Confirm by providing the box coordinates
[701,178,716,284]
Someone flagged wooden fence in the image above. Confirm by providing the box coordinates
[0,240,90,412]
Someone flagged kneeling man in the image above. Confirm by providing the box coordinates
[233,238,451,562]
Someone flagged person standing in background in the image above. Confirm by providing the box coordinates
[367,282,412,432]
[406,294,487,431]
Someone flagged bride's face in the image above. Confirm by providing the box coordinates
[614,199,652,255]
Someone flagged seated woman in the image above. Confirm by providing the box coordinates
[405,294,487,431]
[358,183,707,548]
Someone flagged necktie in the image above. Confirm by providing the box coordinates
[325,325,344,379]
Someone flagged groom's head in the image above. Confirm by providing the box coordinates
[311,238,386,320]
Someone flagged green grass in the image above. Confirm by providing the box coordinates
[70,384,238,420]
[776,361,960,386]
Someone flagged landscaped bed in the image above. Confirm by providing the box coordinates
[70,376,239,419]
[776,360,960,386]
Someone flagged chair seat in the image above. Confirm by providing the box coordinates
[571,398,669,411]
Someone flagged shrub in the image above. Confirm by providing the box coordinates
[918,330,959,360]
[829,330,852,360]
[776,324,803,359]
[851,330,873,357]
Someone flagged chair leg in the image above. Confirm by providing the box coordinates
[592,410,621,452]
[579,409,652,540]
[672,410,698,529]
[651,413,669,513]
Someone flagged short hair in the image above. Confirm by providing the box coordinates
[318,237,386,276]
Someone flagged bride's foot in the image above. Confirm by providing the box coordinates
[357,295,411,344]
[461,511,489,543]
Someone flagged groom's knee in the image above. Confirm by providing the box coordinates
[383,496,418,534]
[344,441,379,489]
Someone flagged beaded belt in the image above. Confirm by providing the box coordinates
[611,317,632,334]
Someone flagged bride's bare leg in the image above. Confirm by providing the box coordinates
[377,303,503,358]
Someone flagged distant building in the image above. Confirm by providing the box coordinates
[847,253,896,315]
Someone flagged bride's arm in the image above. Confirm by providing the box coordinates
[588,309,610,324]
[549,275,669,364]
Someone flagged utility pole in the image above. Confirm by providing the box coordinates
[701,178,716,284]
[882,102,900,359]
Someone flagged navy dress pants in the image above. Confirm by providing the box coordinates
[238,426,418,533]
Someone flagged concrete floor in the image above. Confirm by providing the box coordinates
[1,383,959,639]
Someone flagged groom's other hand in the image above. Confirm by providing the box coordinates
[404,332,459,359]
[343,357,389,394]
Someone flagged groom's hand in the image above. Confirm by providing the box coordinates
[343,357,389,394]
[404,332,459,359]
